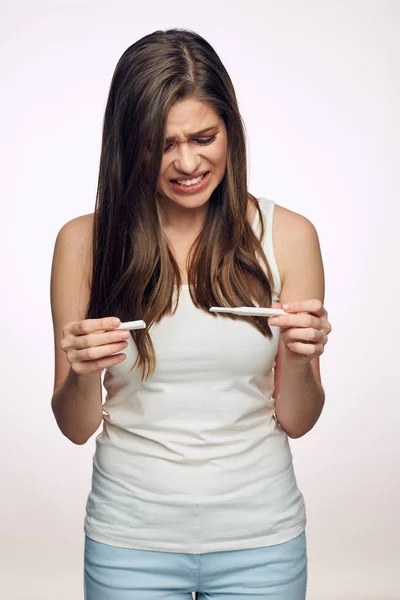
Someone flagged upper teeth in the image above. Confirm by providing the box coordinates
[177,174,205,186]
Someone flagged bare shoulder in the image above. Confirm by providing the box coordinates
[271,203,325,391]
[272,203,320,285]
[56,212,94,251]
[50,212,94,392]
[54,213,94,285]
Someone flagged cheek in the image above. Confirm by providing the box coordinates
[158,161,169,183]
[209,141,227,167]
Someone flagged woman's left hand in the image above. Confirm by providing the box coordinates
[268,299,332,365]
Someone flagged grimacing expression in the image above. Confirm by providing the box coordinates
[157,99,228,210]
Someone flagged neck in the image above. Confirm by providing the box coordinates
[158,200,208,240]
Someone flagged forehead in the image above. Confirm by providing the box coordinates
[165,99,221,137]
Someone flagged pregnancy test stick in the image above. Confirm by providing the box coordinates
[116,320,146,331]
[209,307,287,317]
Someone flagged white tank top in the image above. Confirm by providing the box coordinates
[84,197,306,553]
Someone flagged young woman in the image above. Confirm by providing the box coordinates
[50,28,332,600]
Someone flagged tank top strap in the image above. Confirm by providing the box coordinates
[252,197,282,302]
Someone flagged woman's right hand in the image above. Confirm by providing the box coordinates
[60,317,129,376]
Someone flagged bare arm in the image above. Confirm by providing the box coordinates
[275,351,325,438]
[50,215,103,444]
[51,369,103,446]
[272,207,328,438]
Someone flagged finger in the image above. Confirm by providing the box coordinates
[269,313,320,329]
[282,327,324,344]
[282,299,324,317]
[73,352,127,375]
[287,341,325,356]
[73,329,130,351]
[67,317,121,337]
[71,340,129,363]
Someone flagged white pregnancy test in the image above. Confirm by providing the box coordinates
[116,320,146,331]
[209,307,287,317]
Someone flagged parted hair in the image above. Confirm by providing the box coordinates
[86,28,275,379]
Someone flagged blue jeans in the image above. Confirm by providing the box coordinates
[84,531,307,599]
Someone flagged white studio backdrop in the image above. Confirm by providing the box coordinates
[1,1,399,598]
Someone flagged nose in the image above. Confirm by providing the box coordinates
[173,142,201,175]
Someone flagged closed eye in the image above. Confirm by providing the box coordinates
[164,135,217,153]
[195,135,217,145]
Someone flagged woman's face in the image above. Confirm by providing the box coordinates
[156,98,228,213]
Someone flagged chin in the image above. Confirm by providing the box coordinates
[159,188,215,210]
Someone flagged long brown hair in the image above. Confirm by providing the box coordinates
[86,28,276,379]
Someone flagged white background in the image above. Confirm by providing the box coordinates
[1,1,399,598]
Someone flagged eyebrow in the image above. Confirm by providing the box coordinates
[165,125,219,144]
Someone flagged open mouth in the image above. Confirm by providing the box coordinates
[170,171,210,192]
[171,172,208,185]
